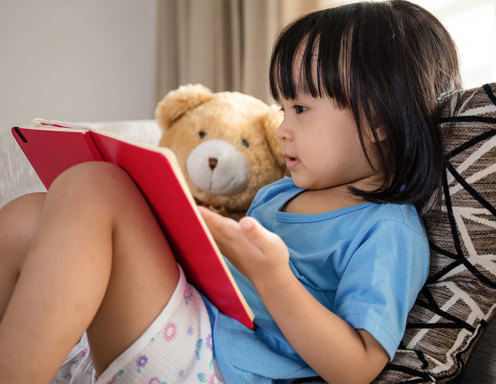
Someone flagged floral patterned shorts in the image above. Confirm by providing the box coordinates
[50,266,225,384]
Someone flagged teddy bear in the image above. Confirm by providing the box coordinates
[155,84,286,220]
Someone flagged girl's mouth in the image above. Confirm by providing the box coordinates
[283,154,300,170]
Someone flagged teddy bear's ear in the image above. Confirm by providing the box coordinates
[155,84,214,130]
[262,104,285,168]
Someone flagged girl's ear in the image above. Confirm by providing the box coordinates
[370,126,387,143]
[261,104,286,168]
[155,84,214,131]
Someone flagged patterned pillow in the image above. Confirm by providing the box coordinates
[374,83,496,383]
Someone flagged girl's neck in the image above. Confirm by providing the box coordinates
[282,186,366,215]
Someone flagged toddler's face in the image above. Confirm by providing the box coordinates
[277,93,381,195]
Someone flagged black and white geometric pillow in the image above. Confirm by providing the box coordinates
[374,83,496,383]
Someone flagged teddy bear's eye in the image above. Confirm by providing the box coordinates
[241,139,250,148]
[198,131,207,139]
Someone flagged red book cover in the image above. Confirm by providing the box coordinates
[12,120,255,329]
[12,125,103,189]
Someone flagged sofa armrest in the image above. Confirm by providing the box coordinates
[452,317,496,383]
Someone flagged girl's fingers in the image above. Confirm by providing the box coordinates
[239,216,286,256]
[199,207,290,283]
[199,206,238,239]
[199,207,251,251]
[200,207,285,258]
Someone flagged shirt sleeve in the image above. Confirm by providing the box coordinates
[333,219,430,360]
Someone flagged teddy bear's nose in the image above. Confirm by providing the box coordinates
[208,157,218,170]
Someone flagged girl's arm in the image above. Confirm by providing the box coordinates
[199,207,388,384]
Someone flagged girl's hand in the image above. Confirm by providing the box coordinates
[198,206,291,286]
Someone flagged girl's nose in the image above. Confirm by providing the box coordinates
[277,119,292,141]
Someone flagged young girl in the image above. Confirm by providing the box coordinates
[0,1,461,383]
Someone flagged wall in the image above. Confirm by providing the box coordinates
[409,0,496,89]
[0,0,157,135]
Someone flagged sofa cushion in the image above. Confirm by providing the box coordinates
[373,83,496,383]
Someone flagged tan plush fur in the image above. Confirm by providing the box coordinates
[155,84,286,220]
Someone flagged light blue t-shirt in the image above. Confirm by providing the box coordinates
[202,178,430,383]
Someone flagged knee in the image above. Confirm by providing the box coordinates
[0,193,46,235]
[0,193,47,263]
[48,162,138,209]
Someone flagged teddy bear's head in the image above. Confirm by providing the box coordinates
[155,84,286,220]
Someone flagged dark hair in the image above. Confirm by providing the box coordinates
[269,0,461,209]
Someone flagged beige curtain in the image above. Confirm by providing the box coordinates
[156,0,339,104]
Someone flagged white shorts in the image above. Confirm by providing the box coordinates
[50,266,224,384]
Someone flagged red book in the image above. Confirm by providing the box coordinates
[12,119,255,329]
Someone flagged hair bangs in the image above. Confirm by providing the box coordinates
[269,10,351,106]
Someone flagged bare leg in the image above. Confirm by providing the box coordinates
[0,162,179,382]
[0,193,46,320]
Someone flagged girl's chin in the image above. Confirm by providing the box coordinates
[290,175,339,191]
[289,174,315,190]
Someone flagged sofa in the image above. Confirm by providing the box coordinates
[1,83,495,383]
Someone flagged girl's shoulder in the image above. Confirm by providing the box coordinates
[351,202,427,245]
[369,202,423,229]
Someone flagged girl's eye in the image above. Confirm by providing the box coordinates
[293,105,307,114]
[198,131,206,139]
[241,139,250,148]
